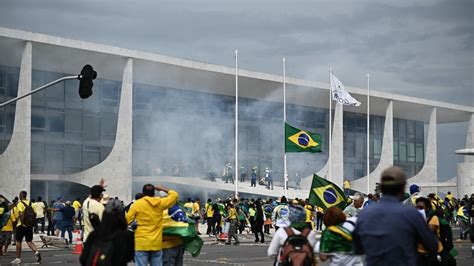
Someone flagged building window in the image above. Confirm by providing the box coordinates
[47,109,65,134]
[416,143,424,163]
[399,141,407,162]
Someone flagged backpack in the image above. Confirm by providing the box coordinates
[85,235,116,266]
[279,227,314,266]
[20,201,36,227]
[428,215,454,253]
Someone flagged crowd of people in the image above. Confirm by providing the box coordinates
[0,166,473,265]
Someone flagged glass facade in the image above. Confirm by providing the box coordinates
[343,113,384,180]
[30,69,121,174]
[131,84,424,182]
[0,66,121,174]
[393,118,424,177]
[0,64,424,181]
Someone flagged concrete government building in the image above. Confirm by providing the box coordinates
[0,27,472,202]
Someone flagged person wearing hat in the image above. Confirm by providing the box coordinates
[82,182,106,243]
[267,205,317,263]
[80,199,134,266]
[403,184,422,207]
[59,201,75,244]
[352,166,438,266]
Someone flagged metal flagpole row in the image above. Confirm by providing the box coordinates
[235,49,239,199]
[283,57,287,198]
[367,74,370,194]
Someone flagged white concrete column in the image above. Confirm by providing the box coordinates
[409,107,437,186]
[457,113,474,198]
[352,100,393,194]
[305,102,344,188]
[50,58,134,202]
[0,41,32,200]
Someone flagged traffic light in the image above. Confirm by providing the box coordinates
[78,64,97,99]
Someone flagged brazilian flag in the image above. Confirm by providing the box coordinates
[162,204,203,257]
[308,174,347,210]
[285,123,322,153]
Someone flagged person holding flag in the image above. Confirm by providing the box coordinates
[160,193,203,265]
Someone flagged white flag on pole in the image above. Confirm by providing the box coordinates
[330,73,362,106]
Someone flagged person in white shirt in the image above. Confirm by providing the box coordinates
[82,185,105,242]
[271,196,290,231]
[268,205,318,265]
[32,197,46,234]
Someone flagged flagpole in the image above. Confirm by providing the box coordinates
[328,68,332,182]
[366,74,370,194]
[283,57,287,198]
[234,49,239,199]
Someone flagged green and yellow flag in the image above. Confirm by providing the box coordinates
[162,204,203,257]
[285,123,322,153]
[308,174,347,210]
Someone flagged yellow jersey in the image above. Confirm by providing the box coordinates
[228,208,237,220]
[13,200,31,227]
[72,200,82,212]
[205,203,214,218]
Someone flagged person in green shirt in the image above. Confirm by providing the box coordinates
[319,207,362,266]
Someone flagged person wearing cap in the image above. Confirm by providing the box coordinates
[267,205,318,263]
[403,184,422,207]
[126,184,178,266]
[82,184,106,242]
[59,201,75,244]
[80,199,134,266]
[352,166,438,266]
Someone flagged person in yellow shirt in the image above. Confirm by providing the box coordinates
[205,199,214,236]
[193,198,201,235]
[0,200,13,256]
[126,184,179,266]
[183,199,194,218]
[303,202,314,230]
[72,198,82,227]
[415,197,443,264]
[11,191,41,264]
[225,203,240,245]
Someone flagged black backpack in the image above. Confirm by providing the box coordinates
[279,227,314,266]
[20,201,36,227]
[85,235,115,266]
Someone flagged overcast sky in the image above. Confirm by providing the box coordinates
[0,0,472,180]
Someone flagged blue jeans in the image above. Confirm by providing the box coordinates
[60,222,73,243]
[135,250,163,266]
